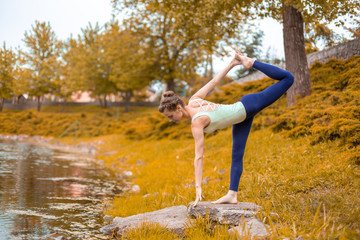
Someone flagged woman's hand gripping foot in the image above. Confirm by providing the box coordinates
[231,46,255,69]
[211,190,238,204]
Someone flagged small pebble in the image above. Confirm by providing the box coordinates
[123,171,133,177]
[202,176,210,185]
[131,185,140,192]
[142,193,151,198]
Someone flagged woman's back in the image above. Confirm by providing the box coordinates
[189,99,246,133]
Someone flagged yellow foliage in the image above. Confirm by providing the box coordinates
[1,56,359,239]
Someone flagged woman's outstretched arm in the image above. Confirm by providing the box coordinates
[190,54,241,100]
[191,124,205,207]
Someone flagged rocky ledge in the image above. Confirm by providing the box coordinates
[101,201,271,238]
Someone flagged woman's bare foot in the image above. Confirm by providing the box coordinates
[232,46,255,69]
[235,53,255,69]
[211,190,238,204]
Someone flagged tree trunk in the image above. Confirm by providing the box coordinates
[124,90,132,113]
[99,96,104,108]
[103,95,107,108]
[37,96,42,112]
[167,78,175,91]
[282,4,312,107]
[0,98,4,112]
[58,98,65,113]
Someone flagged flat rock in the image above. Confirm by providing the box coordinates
[188,201,261,225]
[229,218,269,238]
[100,205,189,236]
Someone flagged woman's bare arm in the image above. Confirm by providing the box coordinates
[191,122,206,207]
[192,124,204,187]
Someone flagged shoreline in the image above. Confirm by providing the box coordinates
[0,134,100,157]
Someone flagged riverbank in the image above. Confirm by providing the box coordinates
[0,133,99,156]
[0,56,359,239]
[0,135,125,240]
[2,127,358,239]
[94,128,359,239]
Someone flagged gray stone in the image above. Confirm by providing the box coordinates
[229,218,269,238]
[184,183,195,189]
[90,148,97,156]
[103,215,113,221]
[41,233,68,240]
[142,193,151,198]
[202,176,210,185]
[104,151,117,156]
[100,205,189,236]
[137,159,146,165]
[54,237,66,240]
[123,170,133,177]
[188,201,261,225]
[131,185,140,192]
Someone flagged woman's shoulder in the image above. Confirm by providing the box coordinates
[189,96,203,102]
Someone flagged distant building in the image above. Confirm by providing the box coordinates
[71,91,95,102]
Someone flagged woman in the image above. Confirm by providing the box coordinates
[159,50,294,207]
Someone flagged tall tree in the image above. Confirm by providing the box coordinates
[102,21,157,112]
[112,0,248,92]
[114,0,359,106]
[74,23,118,108]
[241,0,359,106]
[22,21,62,111]
[61,37,88,103]
[0,43,17,112]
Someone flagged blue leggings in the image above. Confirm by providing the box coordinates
[229,60,294,191]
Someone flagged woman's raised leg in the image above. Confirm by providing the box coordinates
[240,60,294,118]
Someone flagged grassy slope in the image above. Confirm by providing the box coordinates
[98,56,360,239]
[1,57,359,239]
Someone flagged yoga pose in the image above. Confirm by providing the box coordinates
[159,50,294,207]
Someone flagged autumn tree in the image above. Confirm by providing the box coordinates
[64,23,118,108]
[61,38,88,103]
[345,17,360,38]
[22,21,62,112]
[304,22,343,54]
[102,21,157,112]
[0,43,17,112]
[12,67,33,103]
[237,0,359,106]
[112,0,249,92]
[114,0,359,106]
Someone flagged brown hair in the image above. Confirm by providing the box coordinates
[158,91,185,113]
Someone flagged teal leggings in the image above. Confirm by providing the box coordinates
[229,60,294,191]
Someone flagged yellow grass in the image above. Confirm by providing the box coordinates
[1,57,359,239]
[96,125,359,239]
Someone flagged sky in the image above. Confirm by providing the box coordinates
[0,0,112,46]
[0,0,288,76]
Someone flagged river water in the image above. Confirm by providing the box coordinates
[0,139,122,240]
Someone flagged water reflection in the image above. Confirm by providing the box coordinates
[0,139,123,239]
